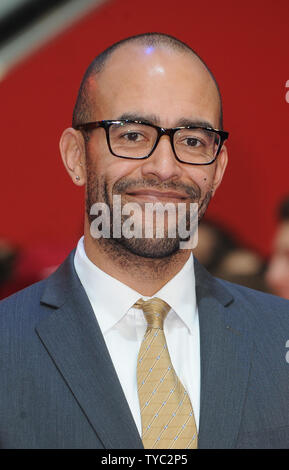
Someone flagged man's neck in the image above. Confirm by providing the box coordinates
[84,234,191,296]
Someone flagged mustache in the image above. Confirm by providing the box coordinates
[112,178,201,201]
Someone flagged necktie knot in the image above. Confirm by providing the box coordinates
[134,297,171,330]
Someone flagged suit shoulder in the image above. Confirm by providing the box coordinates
[218,277,289,309]
[0,279,48,317]
[217,277,289,326]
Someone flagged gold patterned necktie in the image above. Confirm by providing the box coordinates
[134,297,198,449]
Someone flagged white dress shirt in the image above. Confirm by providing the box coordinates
[74,236,200,435]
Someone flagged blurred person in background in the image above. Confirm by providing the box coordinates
[194,219,268,292]
[266,196,289,299]
[193,219,237,272]
[0,240,17,298]
[0,242,70,300]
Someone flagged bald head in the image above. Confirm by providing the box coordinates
[72,33,223,130]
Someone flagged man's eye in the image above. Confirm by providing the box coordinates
[122,132,142,142]
[184,137,201,147]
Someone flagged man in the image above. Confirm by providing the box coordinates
[266,196,289,299]
[1,33,289,449]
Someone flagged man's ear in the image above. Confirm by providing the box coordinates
[59,128,86,185]
[211,144,228,196]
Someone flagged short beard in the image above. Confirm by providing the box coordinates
[86,160,212,259]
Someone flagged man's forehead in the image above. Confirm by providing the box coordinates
[99,42,208,78]
[87,43,220,127]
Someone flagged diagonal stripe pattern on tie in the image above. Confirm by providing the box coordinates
[134,297,198,449]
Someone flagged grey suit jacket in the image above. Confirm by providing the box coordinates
[1,250,289,449]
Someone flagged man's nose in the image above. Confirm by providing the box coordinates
[140,135,183,181]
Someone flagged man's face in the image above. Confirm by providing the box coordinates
[266,221,289,299]
[83,44,227,258]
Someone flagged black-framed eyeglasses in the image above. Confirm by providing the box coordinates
[74,119,229,165]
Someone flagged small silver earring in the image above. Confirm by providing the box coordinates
[75,175,80,181]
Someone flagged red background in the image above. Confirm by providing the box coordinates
[1,0,289,260]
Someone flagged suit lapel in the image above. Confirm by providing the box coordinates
[36,252,143,449]
[194,259,254,448]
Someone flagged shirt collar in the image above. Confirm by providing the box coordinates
[74,236,197,334]
[154,253,197,334]
[74,237,142,333]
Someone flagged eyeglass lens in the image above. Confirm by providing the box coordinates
[108,122,220,163]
